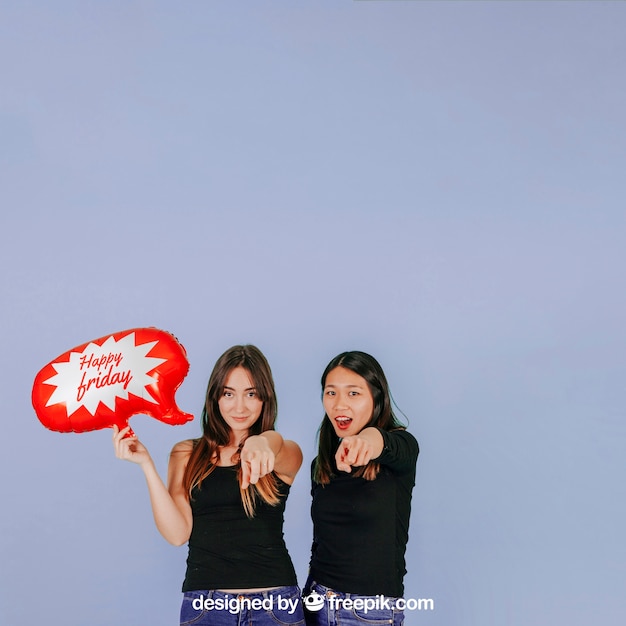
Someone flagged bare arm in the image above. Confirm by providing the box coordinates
[240,430,303,488]
[112,426,193,546]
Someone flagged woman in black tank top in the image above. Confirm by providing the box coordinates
[113,344,304,626]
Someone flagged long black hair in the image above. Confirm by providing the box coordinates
[313,351,405,484]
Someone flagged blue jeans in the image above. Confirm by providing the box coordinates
[303,581,404,626]
[180,586,305,626]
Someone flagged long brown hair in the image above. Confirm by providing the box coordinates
[313,351,405,485]
[182,345,281,516]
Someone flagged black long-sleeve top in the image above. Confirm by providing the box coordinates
[309,428,419,597]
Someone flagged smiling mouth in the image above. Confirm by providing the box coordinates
[335,416,352,430]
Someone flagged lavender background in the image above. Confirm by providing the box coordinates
[1,2,624,625]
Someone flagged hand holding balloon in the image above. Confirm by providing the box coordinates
[112,425,152,466]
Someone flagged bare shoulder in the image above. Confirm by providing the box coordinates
[167,440,195,491]
[170,439,195,465]
[282,439,303,458]
[170,439,195,458]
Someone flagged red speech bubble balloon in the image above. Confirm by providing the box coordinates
[32,328,194,435]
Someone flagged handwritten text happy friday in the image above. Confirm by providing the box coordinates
[76,352,133,401]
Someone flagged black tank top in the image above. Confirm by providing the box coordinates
[182,465,297,591]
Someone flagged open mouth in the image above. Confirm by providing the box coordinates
[334,416,352,430]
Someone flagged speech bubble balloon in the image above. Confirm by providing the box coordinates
[32,327,194,435]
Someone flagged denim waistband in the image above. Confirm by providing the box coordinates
[185,585,300,601]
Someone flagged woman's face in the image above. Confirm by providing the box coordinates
[323,366,374,438]
[218,366,263,440]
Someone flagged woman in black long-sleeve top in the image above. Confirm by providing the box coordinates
[304,351,419,626]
